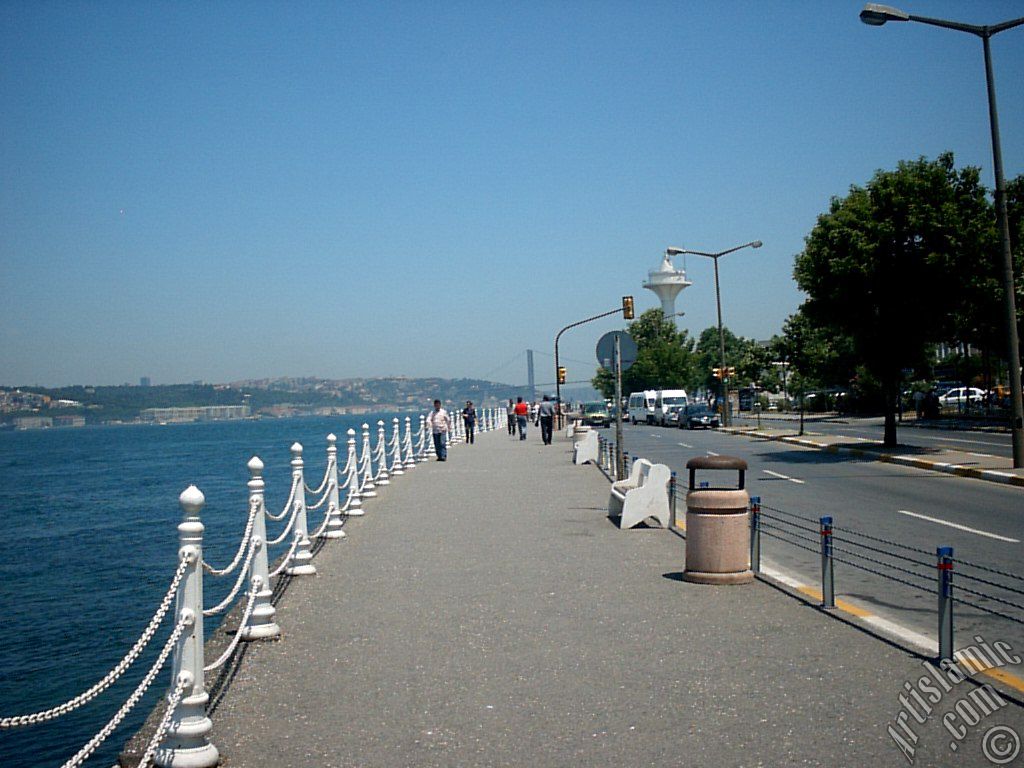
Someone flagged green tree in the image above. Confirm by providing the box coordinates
[591,309,696,398]
[794,153,991,445]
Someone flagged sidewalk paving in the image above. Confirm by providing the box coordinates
[197,427,1024,767]
[723,423,1024,489]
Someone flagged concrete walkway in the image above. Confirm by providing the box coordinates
[200,427,1024,768]
[723,423,1024,488]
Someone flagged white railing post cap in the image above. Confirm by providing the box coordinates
[179,485,205,513]
[248,456,264,475]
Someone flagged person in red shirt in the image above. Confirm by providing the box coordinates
[513,397,529,441]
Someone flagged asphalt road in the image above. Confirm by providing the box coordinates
[617,421,1024,655]
[733,413,1015,459]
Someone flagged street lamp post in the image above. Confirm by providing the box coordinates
[859,3,1024,467]
[554,305,629,429]
[666,241,762,427]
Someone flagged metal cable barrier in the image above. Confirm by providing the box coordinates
[0,408,508,768]
[748,496,1024,660]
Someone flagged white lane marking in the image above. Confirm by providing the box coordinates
[925,435,1009,449]
[968,452,1000,459]
[762,469,806,485]
[896,510,1020,543]
[706,450,720,457]
[678,442,693,449]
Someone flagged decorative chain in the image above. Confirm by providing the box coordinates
[135,672,188,768]
[264,476,299,521]
[204,582,260,672]
[203,535,258,617]
[303,457,333,496]
[60,613,189,768]
[0,554,190,728]
[266,500,301,546]
[202,499,258,576]
[269,534,303,578]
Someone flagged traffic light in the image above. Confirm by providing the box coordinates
[622,295,634,320]
[557,366,567,385]
[712,368,722,379]
[727,366,736,378]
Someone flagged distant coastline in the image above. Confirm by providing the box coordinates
[0,375,553,429]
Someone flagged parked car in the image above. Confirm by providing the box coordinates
[682,404,720,430]
[663,405,684,426]
[580,402,610,428]
[938,387,986,407]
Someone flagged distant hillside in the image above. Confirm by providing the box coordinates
[1,377,535,424]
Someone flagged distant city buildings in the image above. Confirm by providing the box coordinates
[140,405,251,424]
[140,376,152,387]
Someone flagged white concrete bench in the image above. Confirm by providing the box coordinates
[573,427,599,465]
[609,458,671,529]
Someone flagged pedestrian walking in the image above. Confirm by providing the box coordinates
[514,396,529,440]
[506,399,517,437]
[537,394,555,445]
[462,400,477,445]
[426,399,451,461]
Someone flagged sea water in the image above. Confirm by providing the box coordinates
[0,413,410,768]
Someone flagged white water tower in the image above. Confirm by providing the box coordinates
[643,251,692,321]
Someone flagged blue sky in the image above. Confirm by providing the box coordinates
[3,1,1023,388]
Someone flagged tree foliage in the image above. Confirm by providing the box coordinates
[793,153,994,444]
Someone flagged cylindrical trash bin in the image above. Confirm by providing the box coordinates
[682,455,753,585]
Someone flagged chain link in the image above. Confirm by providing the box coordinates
[264,475,299,521]
[135,672,188,768]
[303,456,332,496]
[60,614,188,768]
[266,500,300,546]
[204,582,260,672]
[202,499,258,576]
[0,554,190,729]
[269,534,303,578]
[203,535,258,617]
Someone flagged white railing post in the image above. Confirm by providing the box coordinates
[403,416,416,469]
[239,457,280,640]
[286,442,316,575]
[344,428,364,516]
[419,415,432,461]
[389,417,405,476]
[156,486,219,768]
[358,423,377,498]
[374,420,391,485]
[319,433,346,539]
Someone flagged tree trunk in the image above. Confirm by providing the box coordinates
[883,380,898,447]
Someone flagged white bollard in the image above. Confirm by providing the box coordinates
[155,486,219,768]
[403,416,416,469]
[319,434,346,539]
[239,457,281,641]
[358,423,377,498]
[420,415,433,461]
[285,442,316,575]
[374,420,391,485]
[389,417,405,476]
[344,428,364,515]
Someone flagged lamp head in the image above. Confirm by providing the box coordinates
[860,3,910,25]
[751,240,763,249]
[665,247,685,256]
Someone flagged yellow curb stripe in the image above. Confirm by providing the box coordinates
[795,585,874,619]
[958,656,1024,695]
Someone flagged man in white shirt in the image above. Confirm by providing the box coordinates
[425,399,451,461]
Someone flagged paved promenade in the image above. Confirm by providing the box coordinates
[202,426,1024,767]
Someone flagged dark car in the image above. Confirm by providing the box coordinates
[682,404,720,430]
[580,402,610,428]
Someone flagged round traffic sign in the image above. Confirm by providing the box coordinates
[596,331,638,372]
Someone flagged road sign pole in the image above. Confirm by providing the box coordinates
[615,333,624,478]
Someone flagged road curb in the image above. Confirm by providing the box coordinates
[725,428,1024,488]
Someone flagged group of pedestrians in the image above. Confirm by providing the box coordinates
[425,394,559,462]
[424,399,479,462]
[505,395,557,445]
